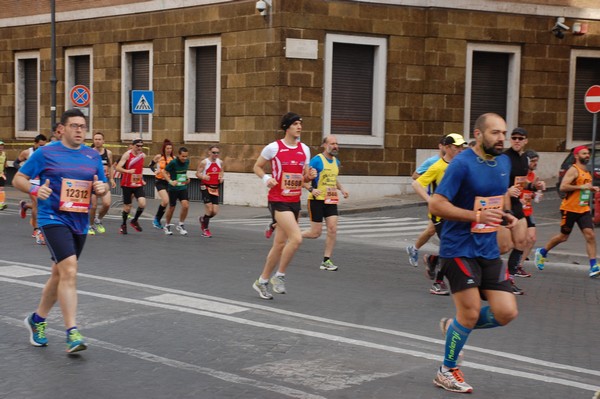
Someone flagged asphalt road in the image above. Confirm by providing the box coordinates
[0,194,599,399]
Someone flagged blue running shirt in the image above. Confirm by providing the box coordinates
[434,148,510,259]
[19,142,106,234]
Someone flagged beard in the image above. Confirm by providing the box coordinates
[328,149,339,157]
[580,157,590,165]
[482,142,502,156]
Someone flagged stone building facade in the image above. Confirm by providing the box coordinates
[0,0,599,205]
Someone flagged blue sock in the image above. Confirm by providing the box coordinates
[590,259,597,268]
[443,319,471,369]
[474,306,502,329]
[32,313,45,323]
[540,248,548,257]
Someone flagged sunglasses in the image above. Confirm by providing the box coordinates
[135,144,143,147]
[511,136,526,141]
[212,151,220,155]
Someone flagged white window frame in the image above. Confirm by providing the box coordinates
[323,34,387,147]
[567,49,600,149]
[65,47,94,138]
[15,51,40,138]
[464,43,521,139]
[121,42,153,141]
[184,37,221,142]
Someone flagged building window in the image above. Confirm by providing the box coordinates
[65,48,93,137]
[464,44,521,136]
[184,37,221,142]
[15,52,40,138]
[324,34,386,147]
[568,50,600,147]
[121,43,153,141]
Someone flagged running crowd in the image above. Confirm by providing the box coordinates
[4,109,599,395]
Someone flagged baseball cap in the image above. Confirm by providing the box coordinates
[511,127,528,137]
[442,133,466,146]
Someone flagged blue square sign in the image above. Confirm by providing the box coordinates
[131,90,154,114]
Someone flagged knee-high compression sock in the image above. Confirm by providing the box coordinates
[133,207,144,222]
[508,249,523,275]
[473,306,502,329]
[155,205,166,221]
[443,319,472,369]
[122,211,129,225]
[204,214,213,228]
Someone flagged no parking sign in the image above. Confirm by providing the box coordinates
[70,85,91,108]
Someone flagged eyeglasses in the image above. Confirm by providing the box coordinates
[69,123,88,131]
[212,152,220,155]
[511,136,526,141]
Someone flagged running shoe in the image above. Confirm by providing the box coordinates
[24,313,48,347]
[406,245,419,267]
[94,222,106,234]
[252,280,273,300]
[433,367,473,393]
[270,275,286,294]
[423,254,437,280]
[514,266,531,278]
[152,218,164,230]
[511,280,524,295]
[66,329,87,353]
[439,317,464,365]
[87,226,96,235]
[265,223,275,239]
[19,200,27,218]
[119,224,128,235]
[34,229,46,245]
[590,265,600,278]
[176,224,188,236]
[430,281,450,295]
[0,203,7,210]
[130,220,142,232]
[164,224,173,235]
[202,228,212,238]
[320,259,338,271]
[534,248,546,270]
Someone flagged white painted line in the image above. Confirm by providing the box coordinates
[145,293,248,314]
[337,224,429,234]
[0,315,327,399]
[0,265,50,278]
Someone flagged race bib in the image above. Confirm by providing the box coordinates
[471,195,504,233]
[324,187,339,204]
[281,173,303,196]
[176,173,187,186]
[514,176,528,190]
[580,189,591,206]
[131,173,143,186]
[59,178,92,213]
[521,191,533,211]
[208,186,219,196]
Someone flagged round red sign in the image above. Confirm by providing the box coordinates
[584,85,600,114]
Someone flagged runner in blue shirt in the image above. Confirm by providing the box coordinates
[14,109,107,354]
[428,113,518,393]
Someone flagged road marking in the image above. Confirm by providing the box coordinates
[0,314,327,399]
[145,293,248,314]
[1,260,599,393]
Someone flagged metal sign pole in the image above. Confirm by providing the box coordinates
[591,113,598,209]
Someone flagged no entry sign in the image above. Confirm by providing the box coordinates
[584,85,600,114]
[70,85,91,108]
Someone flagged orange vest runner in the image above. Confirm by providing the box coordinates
[560,164,591,213]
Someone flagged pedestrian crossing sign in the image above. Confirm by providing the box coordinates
[131,90,154,114]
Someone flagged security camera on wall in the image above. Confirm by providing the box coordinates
[552,17,569,39]
[256,0,267,16]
